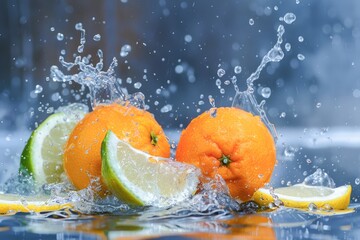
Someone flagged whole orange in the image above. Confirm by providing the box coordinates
[175,107,276,201]
[63,103,170,194]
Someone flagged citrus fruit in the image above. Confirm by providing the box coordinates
[184,215,275,240]
[63,103,171,195]
[20,110,86,185]
[101,131,200,207]
[0,193,72,214]
[252,184,352,210]
[175,107,276,201]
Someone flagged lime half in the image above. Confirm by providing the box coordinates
[101,131,200,207]
[252,184,352,210]
[20,109,86,185]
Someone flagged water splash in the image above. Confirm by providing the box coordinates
[75,23,86,53]
[303,169,336,188]
[208,95,217,117]
[139,175,243,220]
[232,25,285,140]
[50,23,144,109]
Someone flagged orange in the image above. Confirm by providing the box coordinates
[63,103,170,195]
[184,215,275,240]
[175,107,276,201]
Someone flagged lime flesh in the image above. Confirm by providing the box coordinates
[101,131,200,207]
[20,111,85,184]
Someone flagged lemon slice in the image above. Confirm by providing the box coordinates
[252,184,352,210]
[101,131,200,207]
[0,193,72,214]
[20,108,86,184]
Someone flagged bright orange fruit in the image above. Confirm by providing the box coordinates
[63,103,170,195]
[175,107,276,201]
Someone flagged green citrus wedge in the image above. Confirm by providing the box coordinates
[252,184,352,210]
[0,193,72,214]
[20,108,86,185]
[101,131,200,207]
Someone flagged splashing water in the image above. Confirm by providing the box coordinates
[46,23,245,216]
[50,23,144,109]
[232,24,286,140]
[303,169,336,188]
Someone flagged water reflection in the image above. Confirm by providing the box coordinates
[0,205,358,239]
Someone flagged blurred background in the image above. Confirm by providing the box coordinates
[1,0,360,199]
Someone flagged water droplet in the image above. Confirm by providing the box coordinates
[283,13,296,24]
[208,95,216,108]
[46,107,54,114]
[34,85,43,94]
[184,34,192,43]
[75,23,83,30]
[280,112,286,118]
[355,178,360,185]
[175,65,184,74]
[285,43,291,51]
[274,6,278,11]
[50,27,55,32]
[249,18,254,25]
[261,87,271,98]
[308,203,317,211]
[217,68,225,78]
[224,80,231,85]
[231,76,237,85]
[284,146,296,158]
[51,92,61,102]
[210,108,217,118]
[160,104,172,113]
[93,34,101,41]
[215,79,221,87]
[134,82,142,89]
[57,33,64,41]
[321,204,333,212]
[234,66,242,74]
[306,158,312,164]
[296,0,300,4]
[120,44,132,57]
[220,88,225,94]
[126,77,132,84]
[298,36,304,42]
[316,102,322,108]
[297,54,305,61]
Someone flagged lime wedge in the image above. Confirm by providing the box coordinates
[0,193,72,214]
[101,131,200,207]
[20,109,86,185]
[252,184,352,210]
